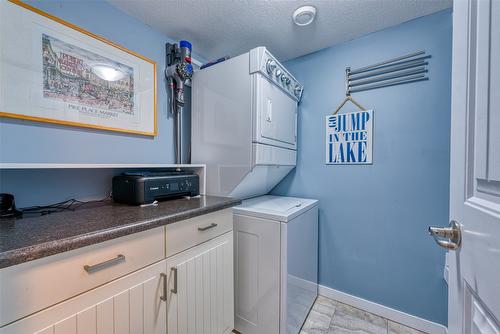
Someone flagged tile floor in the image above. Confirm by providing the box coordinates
[300,296,428,334]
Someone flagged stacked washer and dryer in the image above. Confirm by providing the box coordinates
[192,47,318,334]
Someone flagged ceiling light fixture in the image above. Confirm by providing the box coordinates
[91,64,126,81]
[292,5,317,26]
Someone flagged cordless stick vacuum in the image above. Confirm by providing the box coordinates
[165,40,193,164]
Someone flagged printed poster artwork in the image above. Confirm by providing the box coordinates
[326,110,373,164]
[42,34,135,119]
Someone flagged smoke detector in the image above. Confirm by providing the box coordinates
[293,5,317,26]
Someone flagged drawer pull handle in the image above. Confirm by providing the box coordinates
[198,223,218,231]
[160,273,167,301]
[171,267,178,294]
[84,254,125,274]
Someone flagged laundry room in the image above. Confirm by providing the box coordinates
[0,1,499,334]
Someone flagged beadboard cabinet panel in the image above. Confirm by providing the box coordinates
[166,231,234,334]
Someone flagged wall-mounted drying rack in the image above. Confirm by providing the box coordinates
[345,50,430,95]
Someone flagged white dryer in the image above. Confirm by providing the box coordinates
[191,47,303,199]
[233,195,319,334]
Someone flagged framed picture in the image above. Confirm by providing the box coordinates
[0,0,157,136]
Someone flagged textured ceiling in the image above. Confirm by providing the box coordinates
[107,0,452,62]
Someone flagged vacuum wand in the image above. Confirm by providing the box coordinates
[165,40,193,164]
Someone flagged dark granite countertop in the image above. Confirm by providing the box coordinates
[0,195,241,269]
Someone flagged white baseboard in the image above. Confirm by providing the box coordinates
[318,285,447,334]
[288,274,318,293]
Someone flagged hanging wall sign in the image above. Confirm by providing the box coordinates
[325,110,373,164]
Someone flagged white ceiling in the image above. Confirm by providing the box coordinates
[107,0,452,62]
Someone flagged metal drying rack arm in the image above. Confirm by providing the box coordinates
[349,51,426,75]
[345,50,430,95]
[333,51,430,115]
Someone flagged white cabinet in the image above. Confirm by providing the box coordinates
[166,232,234,334]
[0,210,235,334]
[0,260,167,334]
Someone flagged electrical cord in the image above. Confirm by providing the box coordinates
[20,192,112,217]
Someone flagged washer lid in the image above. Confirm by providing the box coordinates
[233,195,318,222]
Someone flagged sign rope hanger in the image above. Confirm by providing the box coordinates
[333,95,366,114]
[333,68,366,115]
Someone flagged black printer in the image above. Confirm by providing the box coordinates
[112,171,199,205]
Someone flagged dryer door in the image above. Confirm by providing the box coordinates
[254,75,297,150]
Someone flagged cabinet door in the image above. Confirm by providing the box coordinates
[166,232,234,334]
[0,261,167,334]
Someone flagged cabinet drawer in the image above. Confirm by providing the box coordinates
[166,208,232,257]
[0,227,165,327]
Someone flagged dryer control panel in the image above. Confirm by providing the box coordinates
[249,47,303,102]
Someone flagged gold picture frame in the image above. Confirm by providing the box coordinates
[0,0,157,136]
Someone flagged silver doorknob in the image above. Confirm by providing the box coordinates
[428,220,462,250]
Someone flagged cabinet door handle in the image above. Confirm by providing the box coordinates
[160,273,167,301]
[170,267,178,294]
[83,254,125,274]
[198,223,218,231]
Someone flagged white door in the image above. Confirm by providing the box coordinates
[255,75,297,150]
[0,261,167,334]
[166,232,234,334]
[431,0,500,333]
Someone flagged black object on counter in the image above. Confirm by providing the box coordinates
[0,193,22,219]
[112,171,199,205]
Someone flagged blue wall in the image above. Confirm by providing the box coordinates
[0,0,204,207]
[272,10,452,325]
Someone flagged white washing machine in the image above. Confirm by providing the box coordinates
[233,195,319,334]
